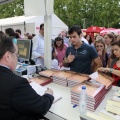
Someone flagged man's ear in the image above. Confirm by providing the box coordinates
[79,33,83,39]
[4,51,11,62]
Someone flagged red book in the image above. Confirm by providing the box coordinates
[29,76,52,86]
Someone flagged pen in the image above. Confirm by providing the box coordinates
[73,104,77,108]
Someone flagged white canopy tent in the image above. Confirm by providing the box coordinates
[0,15,68,39]
[0,0,65,68]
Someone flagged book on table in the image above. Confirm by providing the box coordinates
[67,73,90,88]
[52,70,75,86]
[89,71,115,89]
[71,81,105,100]
[70,80,106,111]
[106,104,120,115]
[30,81,62,103]
[99,109,120,120]
[29,76,52,86]
[107,95,120,108]
[39,69,59,78]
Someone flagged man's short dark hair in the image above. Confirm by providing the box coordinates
[5,28,15,37]
[40,23,44,30]
[15,29,21,35]
[0,35,15,59]
[68,25,82,36]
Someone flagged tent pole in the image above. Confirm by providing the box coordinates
[24,21,26,33]
[44,0,52,69]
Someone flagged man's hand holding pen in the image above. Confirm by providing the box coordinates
[45,88,53,95]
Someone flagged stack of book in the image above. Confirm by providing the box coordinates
[29,76,52,86]
[99,90,120,120]
[89,72,114,92]
[67,73,90,88]
[52,70,74,86]
[39,69,59,78]
[71,81,106,111]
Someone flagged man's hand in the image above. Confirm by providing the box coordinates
[67,52,75,63]
[45,88,53,95]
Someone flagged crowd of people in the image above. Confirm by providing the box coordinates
[0,24,120,119]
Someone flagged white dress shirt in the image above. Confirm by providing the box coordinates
[52,59,59,70]
[32,33,44,66]
[81,37,89,44]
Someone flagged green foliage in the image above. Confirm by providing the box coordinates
[0,0,24,18]
[54,0,120,28]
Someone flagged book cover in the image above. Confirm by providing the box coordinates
[99,109,120,120]
[67,74,89,83]
[89,72,114,89]
[63,70,77,75]
[71,89,106,103]
[71,81,105,99]
[53,70,74,79]
[29,76,52,86]
[107,96,120,106]
[39,69,59,77]
[106,104,120,115]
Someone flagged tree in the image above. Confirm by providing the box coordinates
[0,0,24,18]
[0,0,119,28]
[54,0,120,28]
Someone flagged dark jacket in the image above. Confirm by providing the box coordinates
[0,66,54,120]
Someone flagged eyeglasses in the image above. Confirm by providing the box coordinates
[14,53,19,57]
[10,52,19,58]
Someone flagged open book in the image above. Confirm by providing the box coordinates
[30,82,62,103]
[89,71,114,89]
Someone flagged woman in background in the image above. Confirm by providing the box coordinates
[54,37,68,68]
[94,37,109,67]
[104,33,115,57]
[98,40,120,86]
[84,34,92,45]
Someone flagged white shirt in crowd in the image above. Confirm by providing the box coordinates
[52,59,59,70]
[32,33,44,66]
[81,37,89,44]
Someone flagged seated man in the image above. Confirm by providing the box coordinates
[0,35,54,120]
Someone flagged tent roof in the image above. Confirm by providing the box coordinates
[0,14,68,28]
[86,26,102,33]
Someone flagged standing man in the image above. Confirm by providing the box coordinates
[60,30,69,46]
[63,25,102,74]
[0,35,54,120]
[32,23,44,65]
